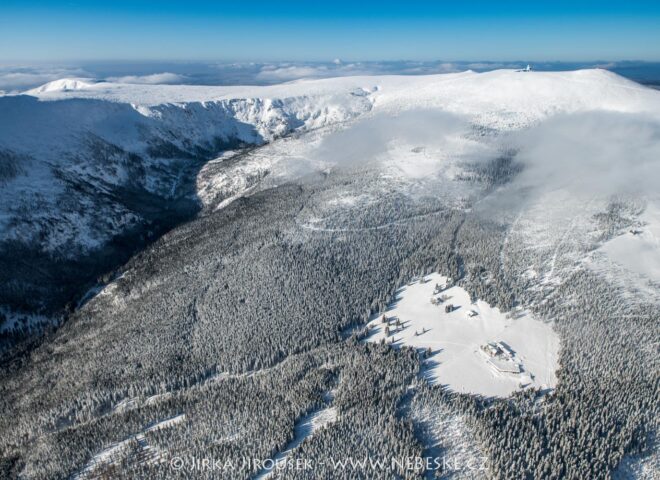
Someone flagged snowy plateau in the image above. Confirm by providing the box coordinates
[1,69,660,480]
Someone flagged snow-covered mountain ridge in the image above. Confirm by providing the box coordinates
[1,68,658,330]
[25,78,95,94]
[22,68,660,124]
[0,75,377,328]
[0,77,376,253]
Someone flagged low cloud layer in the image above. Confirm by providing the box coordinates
[2,60,659,94]
[0,65,92,93]
[105,72,187,84]
[254,61,466,83]
[308,108,660,208]
[509,111,660,199]
[312,110,471,170]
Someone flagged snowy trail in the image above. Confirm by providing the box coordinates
[252,392,337,480]
[500,209,524,288]
[73,414,185,479]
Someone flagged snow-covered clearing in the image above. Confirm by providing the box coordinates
[366,273,559,397]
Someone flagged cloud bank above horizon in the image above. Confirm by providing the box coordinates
[1,60,660,94]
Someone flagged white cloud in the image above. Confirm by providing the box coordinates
[311,109,472,173]
[105,72,186,84]
[255,65,332,82]
[254,61,476,83]
[0,65,91,92]
[511,112,660,198]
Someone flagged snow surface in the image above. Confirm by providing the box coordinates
[598,202,660,283]
[614,447,660,480]
[4,69,659,256]
[366,273,559,397]
[410,398,487,479]
[23,70,660,128]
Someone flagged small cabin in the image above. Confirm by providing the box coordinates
[496,341,514,357]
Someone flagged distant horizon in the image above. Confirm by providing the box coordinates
[2,59,660,94]
[3,58,660,65]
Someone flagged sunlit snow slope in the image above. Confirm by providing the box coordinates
[5,69,658,253]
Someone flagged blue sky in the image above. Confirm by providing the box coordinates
[1,1,660,62]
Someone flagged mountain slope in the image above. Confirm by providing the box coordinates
[0,83,374,332]
[1,69,659,480]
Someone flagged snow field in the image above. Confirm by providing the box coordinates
[366,273,559,397]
